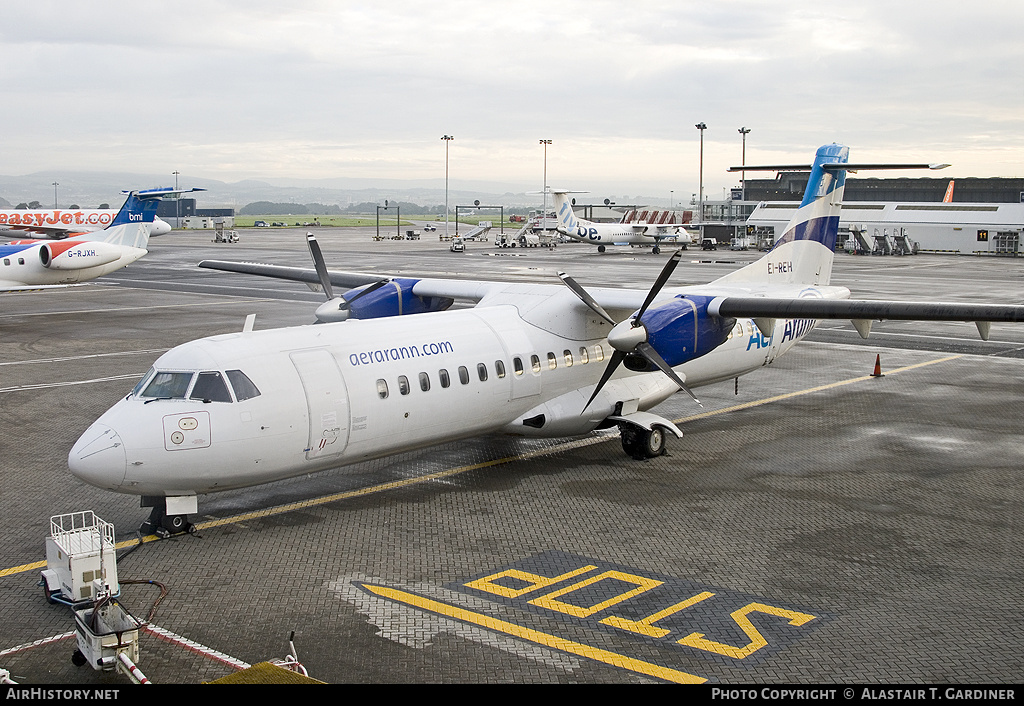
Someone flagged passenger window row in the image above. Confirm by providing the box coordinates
[3,258,26,266]
[375,345,606,400]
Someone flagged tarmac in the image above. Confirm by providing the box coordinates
[1,226,1022,684]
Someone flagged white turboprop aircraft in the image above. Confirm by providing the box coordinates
[69,144,1024,534]
[0,188,202,292]
[0,208,172,238]
[552,189,695,254]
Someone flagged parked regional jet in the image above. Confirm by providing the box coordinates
[69,145,1024,534]
[0,188,201,292]
[0,208,172,238]
[552,190,694,253]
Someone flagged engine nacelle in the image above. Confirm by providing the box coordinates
[317,278,455,322]
[40,240,122,270]
[632,295,736,370]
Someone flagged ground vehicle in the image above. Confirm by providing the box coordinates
[254,221,268,227]
[701,237,717,250]
[424,224,437,232]
[406,230,421,240]
[450,237,465,252]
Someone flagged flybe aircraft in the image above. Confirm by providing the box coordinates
[552,189,694,253]
[0,188,201,292]
[0,208,172,238]
[69,145,1024,534]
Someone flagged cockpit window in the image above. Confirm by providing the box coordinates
[140,371,193,399]
[190,371,232,403]
[131,368,157,397]
[226,370,261,401]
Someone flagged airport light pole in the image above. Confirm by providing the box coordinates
[52,181,59,208]
[738,127,750,201]
[695,123,706,224]
[441,136,453,238]
[172,170,180,228]
[540,139,552,230]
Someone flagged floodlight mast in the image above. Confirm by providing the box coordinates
[540,139,552,231]
[442,135,453,237]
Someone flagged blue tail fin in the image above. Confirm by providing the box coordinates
[714,144,848,286]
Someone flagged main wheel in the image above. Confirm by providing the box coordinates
[620,425,667,460]
[597,245,606,253]
[653,245,661,254]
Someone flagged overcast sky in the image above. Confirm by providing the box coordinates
[1,1,1021,202]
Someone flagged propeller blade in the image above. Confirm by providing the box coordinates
[583,349,626,412]
[305,233,334,301]
[342,278,391,308]
[636,342,701,406]
[558,271,617,327]
[634,249,683,325]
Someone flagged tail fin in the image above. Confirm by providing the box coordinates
[943,180,954,203]
[81,187,204,250]
[551,189,583,233]
[715,143,849,286]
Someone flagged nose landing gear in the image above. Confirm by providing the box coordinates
[141,496,197,537]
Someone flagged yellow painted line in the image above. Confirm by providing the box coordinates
[360,582,706,684]
[1,353,961,580]
[672,354,961,425]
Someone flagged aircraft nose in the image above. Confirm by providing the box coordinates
[68,423,127,490]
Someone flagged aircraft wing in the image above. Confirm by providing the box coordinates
[708,296,1024,340]
[709,297,1024,322]
[199,260,385,290]
[198,259,499,303]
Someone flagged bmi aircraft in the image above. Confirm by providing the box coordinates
[0,188,201,293]
[69,145,1024,533]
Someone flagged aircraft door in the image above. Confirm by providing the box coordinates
[289,349,350,461]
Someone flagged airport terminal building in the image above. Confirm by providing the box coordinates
[720,176,1024,255]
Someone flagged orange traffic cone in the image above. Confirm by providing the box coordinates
[870,354,884,377]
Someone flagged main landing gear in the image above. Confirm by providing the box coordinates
[619,423,667,460]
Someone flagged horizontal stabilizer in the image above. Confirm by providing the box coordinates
[728,163,949,172]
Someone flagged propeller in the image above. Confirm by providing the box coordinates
[306,233,389,322]
[558,249,701,410]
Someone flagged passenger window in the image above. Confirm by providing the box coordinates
[18,258,24,265]
[419,372,430,392]
[495,360,506,378]
[3,259,8,266]
[547,352,557,370]
[439,369,450,388]
[190,371,232,403]
[226,370,261,400]
[513,357,524,376]
[398,375,410,395]
[141,371,193,399]
[458,366,470,385]
[593,344,605,362]
[579,347,589,364]
[477,363,488,382]
[531,355,541,373]
[563,350,573,367]
[376,379,389,399]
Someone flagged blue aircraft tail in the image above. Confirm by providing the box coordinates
[714,143,849,287]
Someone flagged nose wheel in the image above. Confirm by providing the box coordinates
[619,424,667,460]
[142,502,194,538]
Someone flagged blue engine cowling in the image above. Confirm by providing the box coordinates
[623,294,735,371]
[343,278,454,319]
